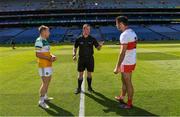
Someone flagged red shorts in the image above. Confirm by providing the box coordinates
[118,64,136,73]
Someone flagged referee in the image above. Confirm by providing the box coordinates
[73,24,104,94]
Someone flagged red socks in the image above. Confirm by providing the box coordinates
[127,99,132,106]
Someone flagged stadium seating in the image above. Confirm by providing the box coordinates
[0,0,180,11]
[147,25,180,40]
[0,28,25,43]
[63,28,81,42]
[91,28,102,41]
[14,28,39,44]
[50,27,67,43]
[130,25,165,41]
[99,26,120,41]
[170,24,180,31]
[1,24,179,44]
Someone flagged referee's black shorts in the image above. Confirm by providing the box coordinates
[78,56,94,72]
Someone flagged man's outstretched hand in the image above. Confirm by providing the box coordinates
[99,41,104,46]
[97,41,104,50]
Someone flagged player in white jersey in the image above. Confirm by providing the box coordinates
[114,16,137,109]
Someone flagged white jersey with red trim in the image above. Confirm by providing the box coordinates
[119,28,137,65]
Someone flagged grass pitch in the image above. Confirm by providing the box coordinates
[0,42,180,116]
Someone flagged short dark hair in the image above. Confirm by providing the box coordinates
[38,25,49,33]
[116,16,128,26]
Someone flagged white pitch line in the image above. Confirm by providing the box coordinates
[79,77,85,117]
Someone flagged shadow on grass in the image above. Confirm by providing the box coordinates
[40,101,74,116]
[85,91,157,116]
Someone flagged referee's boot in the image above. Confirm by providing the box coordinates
[74,88,81,94]
[74,78,83,94]
[87,77,94,93]
[88,87,94,93]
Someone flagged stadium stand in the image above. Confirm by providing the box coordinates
[130,25,164,41]
[0,0,180,11]
[1,24,179,44]
[0,0,179,44]
[91,28,102,41]
[170,24,180,31]
[50,27,67,43]
[0,28,25,43]
[147,25,180,40]
[14,28,39,44]
[99,26,120,41]
[63,28,81,42]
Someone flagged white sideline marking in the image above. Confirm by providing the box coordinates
[79,78,85,117]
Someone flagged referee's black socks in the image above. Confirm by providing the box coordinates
[78,78,83,89]
[87,77,92,88]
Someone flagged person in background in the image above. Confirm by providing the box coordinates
[11,39,16,49]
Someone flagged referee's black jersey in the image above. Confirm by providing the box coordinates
[74,35,100,57]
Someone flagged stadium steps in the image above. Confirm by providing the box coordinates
[14,28,39,44]
[166,26,180,39]
[171,25,180,31]
[130,25,163,41]
[147,25,180,40]
[0,28,27,44]
[10,28,29,42]
[145,26,171,40]
[168,25,180,32]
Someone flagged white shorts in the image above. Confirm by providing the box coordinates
[38,67,52,77]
